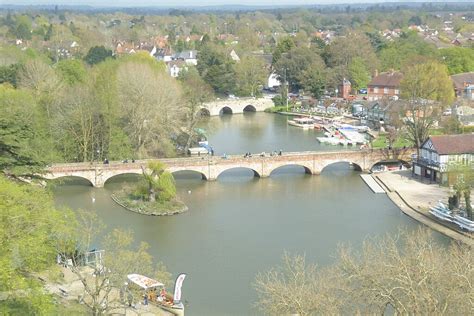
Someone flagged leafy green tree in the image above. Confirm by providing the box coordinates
[272,37,295,64]
[0,63,22,87]
[300,62,327,99]
[0,85,47,177]
[348,57,370,91]
[439,47,474,75]
[400,60,455,155]
[84,46,113,65]
[379,32,437,71]
[196,43,236,94]
[0,176,74,314]
[274,47,325,92]
[140,161,176,203]
[235,55,267,97]
[56,59,87,85]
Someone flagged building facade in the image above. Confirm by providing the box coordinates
[412,134,474,184]
[367,71,403,101]
[451,72,474,100]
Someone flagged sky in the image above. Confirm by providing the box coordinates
[5,0,465,8]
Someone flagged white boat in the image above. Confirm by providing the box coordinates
[127,273,186,316]
[429,206,454,222]
[288,117,317,129]
[453,215,474,232]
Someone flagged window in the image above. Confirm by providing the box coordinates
[395,89,399,95]
[374,87,379,93]
[384,87,389,94]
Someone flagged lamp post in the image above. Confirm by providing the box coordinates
[284,68,289,112]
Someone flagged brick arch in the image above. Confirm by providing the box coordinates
[268,163,314,176]
[171,169,208,180]
[243,104,257,112]
[102,171,142,187]
[318,159,366,173]
[216,166,261,179]
[219,106,233,115]
[47,174,94,186]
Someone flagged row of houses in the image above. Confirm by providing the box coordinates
[366,70,474,102]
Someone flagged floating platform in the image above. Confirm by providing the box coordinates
[360,174,386,193]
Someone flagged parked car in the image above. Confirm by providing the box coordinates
[359,88,368,94]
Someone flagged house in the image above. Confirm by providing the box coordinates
[367,70,403,101]
[451,72,474,100]
[166,60,187,78]
[173,50,197,65]
[412,134,474,184]
[266,72,281,89]
[365,100,404,127]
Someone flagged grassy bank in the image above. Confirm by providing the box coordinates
[371,134,413,149]
[111,191,188,216]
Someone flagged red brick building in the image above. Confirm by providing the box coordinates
[338,78,351,99]
[367,71,403,101]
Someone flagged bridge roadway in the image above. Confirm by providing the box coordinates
[202,98,273,116]
[45,149,413,187]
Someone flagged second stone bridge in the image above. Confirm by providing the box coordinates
[45,149,413,187]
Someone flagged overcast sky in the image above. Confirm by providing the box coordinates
[6,0,462,7]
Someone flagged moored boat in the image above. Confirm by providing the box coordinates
[288,117,317,129]
[429,206,454,222]
[453,215,474,232]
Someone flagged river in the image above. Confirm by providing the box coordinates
[53,112,421,315]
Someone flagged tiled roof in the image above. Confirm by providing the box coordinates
[429,134,474,155]
[368,71,403,88]
[451,72,474,90]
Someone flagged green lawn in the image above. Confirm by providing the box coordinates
[372,134,413,149]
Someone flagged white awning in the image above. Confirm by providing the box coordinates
[127,274,164,290]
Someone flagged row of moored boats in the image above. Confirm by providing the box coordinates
[429,202,474,232]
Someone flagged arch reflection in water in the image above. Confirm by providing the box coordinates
[320,161,362,174]
[49,176,94,187]
[269,165,312,178]
[217,167,260,182]
[219,106,233,115]
[243,104,257,112]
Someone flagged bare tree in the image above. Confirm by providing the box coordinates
[117,62,183,158]
[255,228,474,315]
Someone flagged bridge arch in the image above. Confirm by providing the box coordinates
[199,108,211,117]
[48,175,94,187]
[219,106,233,115]
[243,104,257,112]
[171,170,207,180]
[103,172,142,187]
[369,159,411,172]
[319,160,363,173]
[269,164,313,176]
[217,167,261,179]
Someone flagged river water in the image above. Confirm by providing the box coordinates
[53,113,421,315]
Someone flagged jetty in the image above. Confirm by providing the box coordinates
[360,174,386,193]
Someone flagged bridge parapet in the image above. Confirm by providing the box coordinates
[45,148,414,187]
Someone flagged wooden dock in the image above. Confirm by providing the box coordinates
[360,174,386,193]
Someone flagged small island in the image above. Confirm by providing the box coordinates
[111,161,188,216]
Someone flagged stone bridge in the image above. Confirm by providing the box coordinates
[44,149,413,187]
[202,98,273,116]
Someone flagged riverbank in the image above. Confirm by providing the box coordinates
[373,170,474,246]
[111,193,188,216]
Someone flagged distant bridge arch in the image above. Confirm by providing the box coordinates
[220,106,233,115]
[202,98,273,116]
[269,163,313,176]
[217,167,261,179]
[103,172,142,186]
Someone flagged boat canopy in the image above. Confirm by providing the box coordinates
[127,274,164,290]
[294,117,315,123]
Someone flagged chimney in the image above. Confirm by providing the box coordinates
[189,51,193,58]
[374,69,379,77]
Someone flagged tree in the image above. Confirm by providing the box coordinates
[235,55,267,97]
[139,161,176,203]
[255,228,474,315]
[178,67,214,153]
[274,47,325,92]
[325,32,378,73]
[84,46,113,65]
[0,176,74,314]
[348,57,370,91]
[272,37,295,65]
[196,43,236,94]
[55,59,87,85]
[0,63,22,87]
[56,210,171,315]
[0,86,47,177]
[300,62,327,100]
[400,60,455,155]
[117,61,182,157]
[439,47,474,75]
